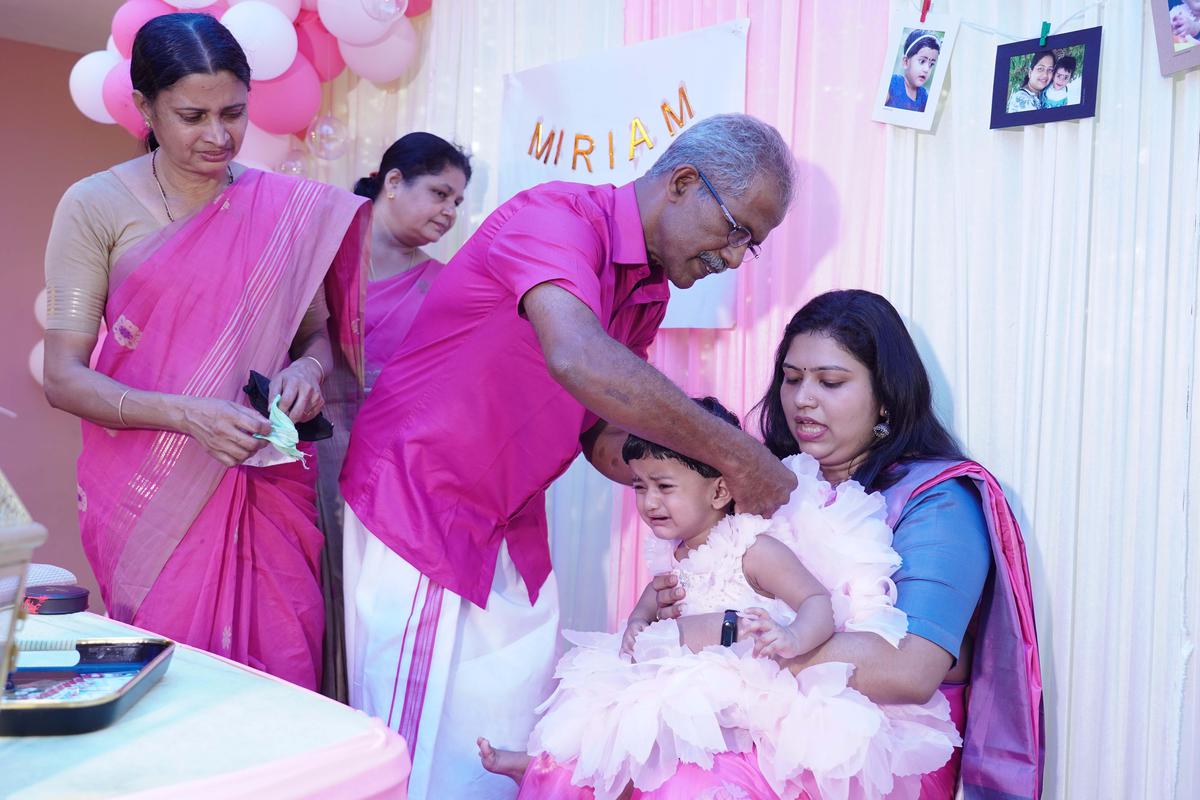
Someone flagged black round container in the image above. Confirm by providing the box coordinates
[24,584,90,615]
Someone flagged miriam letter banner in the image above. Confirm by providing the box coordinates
[500,19,749,329]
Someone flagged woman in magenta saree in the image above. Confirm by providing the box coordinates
[316,133,470,699]
[500,290,1043,799]
[42,14,369,691]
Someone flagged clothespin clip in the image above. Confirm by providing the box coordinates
[1039,21,1050,46]
[920,0,931,23]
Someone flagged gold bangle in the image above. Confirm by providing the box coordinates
[117,389,131,427]
[299,354,326,381]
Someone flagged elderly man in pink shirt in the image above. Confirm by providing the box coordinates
[339,113,798,799]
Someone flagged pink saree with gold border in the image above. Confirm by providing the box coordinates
[76,169,369,691]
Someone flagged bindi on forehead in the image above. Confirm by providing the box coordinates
[782,362,852,374]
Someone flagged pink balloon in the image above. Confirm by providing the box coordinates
[296,11,345,81]
[405,0,431,17]
[249,53,321,135]
[316,0,392,46]
[230,0,299,20]
[111,0,175,58]
[238,123,293,170]
[102,59,149,139]
[189,0,230,15]
[338,18,418,84]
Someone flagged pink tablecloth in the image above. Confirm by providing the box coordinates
[0,612,409,799]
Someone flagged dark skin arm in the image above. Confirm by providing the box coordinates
[580,419,635,484]
[524,283,796,516]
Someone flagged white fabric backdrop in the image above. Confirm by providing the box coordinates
[881,1,1200,797]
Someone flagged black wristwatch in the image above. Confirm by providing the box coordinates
[720,609,738,647]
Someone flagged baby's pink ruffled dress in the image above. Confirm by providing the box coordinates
[524,454,962,800]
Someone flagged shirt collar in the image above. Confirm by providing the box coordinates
[611,181,649,266]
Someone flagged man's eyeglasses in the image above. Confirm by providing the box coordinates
[696,169,761,260]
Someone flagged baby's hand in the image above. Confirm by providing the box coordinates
[620,618,650,658]
[741,607,807,659]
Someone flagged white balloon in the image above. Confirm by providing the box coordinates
[221,1,298,81]
[317,0,393,46]
[29,340,44,386]
[34,288,48,329]
[238,124,293,170]
[69,50,120,124]
[229,0,300,21]
[338,19,418,84]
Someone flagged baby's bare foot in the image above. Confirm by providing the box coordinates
[477,737,532,784]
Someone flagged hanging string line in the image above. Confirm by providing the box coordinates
[905,0,1106,42]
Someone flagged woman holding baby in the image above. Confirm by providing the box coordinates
[484,290,1044,799]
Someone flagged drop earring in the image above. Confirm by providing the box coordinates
[872,411,890,440]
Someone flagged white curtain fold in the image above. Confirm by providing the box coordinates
[882,2,1200,797]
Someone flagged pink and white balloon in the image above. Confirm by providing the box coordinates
[239,123,294,170]
[316,0,394,45]
[229,0,300,21]
[111,0,174,58]
[70,0,434,170]
[338,18,417,84]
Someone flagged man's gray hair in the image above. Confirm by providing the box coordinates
[646,113,796,206]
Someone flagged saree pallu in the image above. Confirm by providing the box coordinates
[77,169,369,691]
[880,461,1044,800]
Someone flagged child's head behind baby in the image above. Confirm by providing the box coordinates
[622,397,742,545]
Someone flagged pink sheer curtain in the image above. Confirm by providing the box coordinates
[610,1,890,627]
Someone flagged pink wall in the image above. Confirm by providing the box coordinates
[0,38,141,612]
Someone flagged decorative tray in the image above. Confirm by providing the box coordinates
[1,637,174,735]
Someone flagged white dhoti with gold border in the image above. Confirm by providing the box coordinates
[342,504,559,800]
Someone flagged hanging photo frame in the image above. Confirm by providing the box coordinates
[989,26,1102,129]
[871,11,961,131]
[1151,0,1200,76]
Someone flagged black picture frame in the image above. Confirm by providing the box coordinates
[989,26,1103,130]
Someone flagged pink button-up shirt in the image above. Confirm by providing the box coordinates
[341,181,668,607]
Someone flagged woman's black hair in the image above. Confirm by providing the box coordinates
[622,397,741,479]
[1022,50,1057,89]
[903,29,942,58]
[354,132,473,200]
[753,290,965,491]
[130,13,252,152]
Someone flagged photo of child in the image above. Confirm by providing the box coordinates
[872,12,959,131]
[884,28,944,112]
[1005,45,1086,114]
[1040,55,1078,108]
[1170,0,1200,51]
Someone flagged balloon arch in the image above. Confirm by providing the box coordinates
[67,0,431,171]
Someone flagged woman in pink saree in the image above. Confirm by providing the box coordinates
[42,14,369,692]
[489,291,1043,799]
[317,132,470,699]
